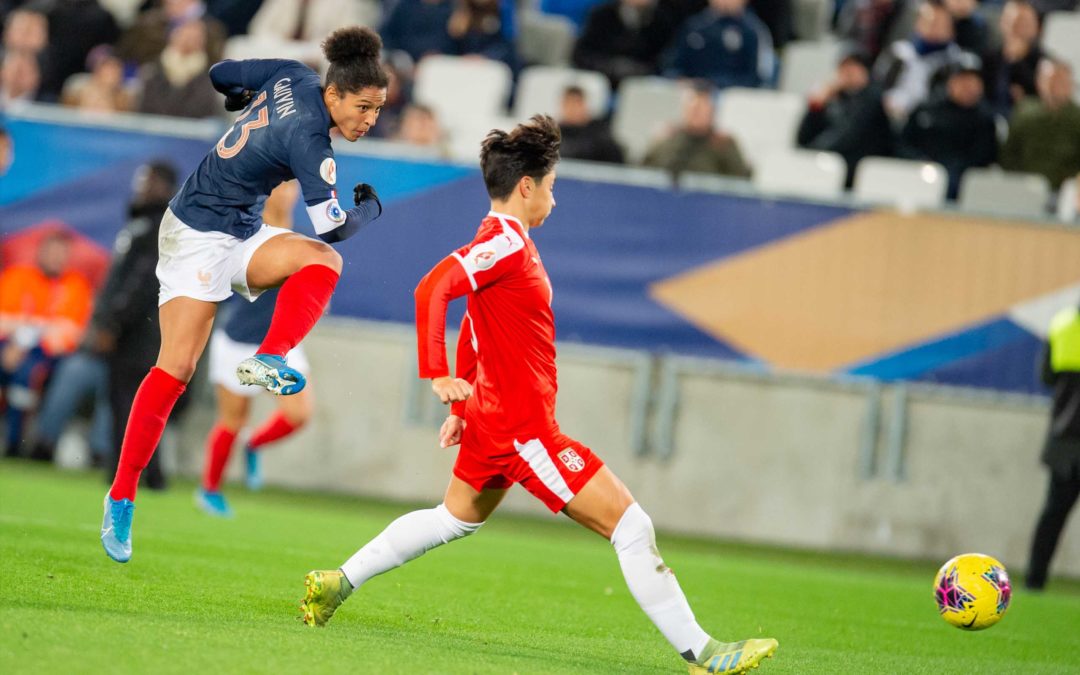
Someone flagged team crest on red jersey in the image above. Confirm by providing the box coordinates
[472,247,496,270]
[558,448,585,472]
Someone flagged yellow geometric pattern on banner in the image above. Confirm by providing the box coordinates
[650,211,1080,372]
[1049,307,1080,373]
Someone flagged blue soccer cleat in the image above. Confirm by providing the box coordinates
[101,495,135,563]
[235,354,306,396]
[195,489,233,517]
[244,445,262,491]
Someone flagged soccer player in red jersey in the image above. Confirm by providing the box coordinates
[300,116,778,675]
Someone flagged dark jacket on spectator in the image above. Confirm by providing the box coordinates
[797,83,894,187]
[137,66,219,119]
[116,8,227,65]
[571,0,682,88]
[38,0,120,100]
[981,45,1043,117]
[1001,98,1080,190]
[642,130,752,178]
[560,119,625,164]
[898,93,997,198]
[381,0,455,63]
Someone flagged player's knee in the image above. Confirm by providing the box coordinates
[309,243,342,274]
[435,503,483,541]
[610,502,656,555]
[157,359,197,383]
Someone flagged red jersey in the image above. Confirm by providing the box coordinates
[415,211,557,436]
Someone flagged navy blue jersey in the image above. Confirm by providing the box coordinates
[169,59,337,240]
[223,289,279,345]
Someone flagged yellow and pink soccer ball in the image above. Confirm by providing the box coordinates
[933,553,1012,630]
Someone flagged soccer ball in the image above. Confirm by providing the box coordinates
[933,553,1012,630]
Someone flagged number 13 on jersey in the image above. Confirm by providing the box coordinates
[216,91,269,159]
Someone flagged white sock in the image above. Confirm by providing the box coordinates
[611,502,711,662]
[340,503,482,589]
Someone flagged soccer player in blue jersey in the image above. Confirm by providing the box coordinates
[101,27,387,563]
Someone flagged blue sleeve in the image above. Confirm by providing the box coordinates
[288,127,336,206]
[208,59,296,96]
[317,200,382,244]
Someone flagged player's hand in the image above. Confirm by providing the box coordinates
[224,89,254,112]
[431,376,472,404]
[439,415,465,448]
[353,183,382,217]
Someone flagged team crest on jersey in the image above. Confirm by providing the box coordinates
[326,200,346,224]
[320,157,337,185]
[557,448,585,473]
[471,244,497,270]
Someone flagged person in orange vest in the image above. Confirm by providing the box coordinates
[0,229,94,455]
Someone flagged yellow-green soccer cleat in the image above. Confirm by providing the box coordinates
[688,638,779,674]
[300,570,353,627]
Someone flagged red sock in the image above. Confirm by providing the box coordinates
[247,410,302,451]
[202,423,238,492]
[258,264,339,357]
[109,367,186,501]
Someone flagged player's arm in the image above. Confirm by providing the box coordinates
[438,312,476,447]
[208,59,294,109]
[291,131,382,244]
[415,256,475,404]
[304,183,382,244]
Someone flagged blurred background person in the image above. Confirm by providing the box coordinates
[0,230,94,456]
[2,7,49,55]
[836,0,908,62]
[662,0,775,90]
[60,45,133,113]
[447,0,518,71]
[557,85,624,164]
[897,56,997,199]
[797,48,893,187]
[34,0,120,102]
[571,0,681,88]
[136,18,219,118]
[197,181,315,516]
[642,81,752,178]
[393,103,449,156]
[27,161,180,466]
[117,0,226,66]
[380,0,455,65]
[875,0,965,120]
[0,50,43,105]
[1001,59,1080,192]
[981,0,1044,117]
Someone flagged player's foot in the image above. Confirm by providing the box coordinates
[688,638,778,675]
[236,354,306,396]
[244,445,262,491]
[100,495,135,563]
[300,570,353,627]
[194,489,233,517]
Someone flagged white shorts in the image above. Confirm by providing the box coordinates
[156,208,290,306]
[208,330,309,397]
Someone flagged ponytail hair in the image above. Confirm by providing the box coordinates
[321,26,389,94]
[479,115,562,200]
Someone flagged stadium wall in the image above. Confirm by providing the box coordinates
[174,318,1079,578]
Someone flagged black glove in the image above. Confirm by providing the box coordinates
[354,183,382,217]
[224,89,254,112]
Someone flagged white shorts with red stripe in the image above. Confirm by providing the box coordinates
[454,421,604,512]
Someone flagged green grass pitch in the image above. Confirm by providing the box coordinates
[1,460,1078,674]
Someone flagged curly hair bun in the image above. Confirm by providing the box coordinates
[322,26,382,64]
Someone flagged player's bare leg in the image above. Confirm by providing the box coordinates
[301,478,506,627]
[243,386,312,490]
[237,234,341,396]
[196,385,251,517]
[102,298,216,562]
[564,467,778,674]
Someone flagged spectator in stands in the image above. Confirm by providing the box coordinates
[0,230,94,456]
[981,0,1043,117]
[381,0,456,64]
[117,0,226,66]
[447,0,518,70]
[34,0,120,101]
[1001,60,1080,191]
[136,18,219,119]
[897,56,997,198]
[61,45,133,113]
[394,103,449,156]
[27,162,180,466]
[662,0,775,90]
[642,81,752,178]
[247,0,379,42]
[875,0,966,120]
[2,7,48,55]
[0,49,42,105]
[0,125,11,176]
[571,0,681,89]
[749,0,792,49]
[558,85,624,164]
[944,0,988,54]
[837,0,907,62]
[797,49,893,187]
